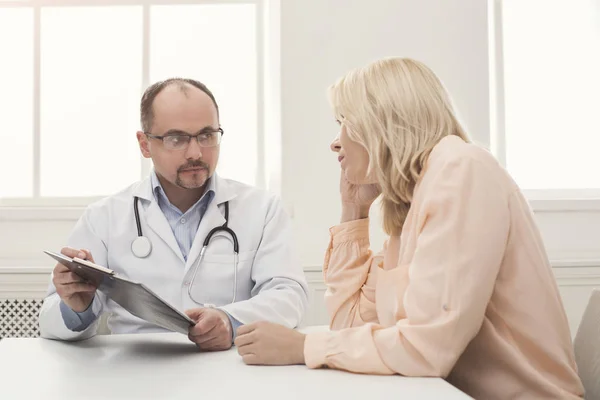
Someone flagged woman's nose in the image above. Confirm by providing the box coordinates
[330,137,341,152]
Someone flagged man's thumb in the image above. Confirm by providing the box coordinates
[184,308,204,322]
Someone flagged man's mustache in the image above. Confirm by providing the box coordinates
[178,160,209,172]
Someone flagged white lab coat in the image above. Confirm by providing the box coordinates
[39,174,308,340]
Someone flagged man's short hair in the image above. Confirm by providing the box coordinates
[140,78,219,132]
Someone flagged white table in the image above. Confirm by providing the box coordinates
[0,332,471,400]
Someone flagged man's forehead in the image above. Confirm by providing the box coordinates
[151,85,218,131]
[154,84,214,109]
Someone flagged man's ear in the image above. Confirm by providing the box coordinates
[136,131,151,158]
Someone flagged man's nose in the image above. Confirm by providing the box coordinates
[185,137,203,159]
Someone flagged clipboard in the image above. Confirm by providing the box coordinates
[44,250,196,334]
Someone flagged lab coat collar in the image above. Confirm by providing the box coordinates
[130,171,238,264]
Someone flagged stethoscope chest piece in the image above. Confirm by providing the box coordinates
[131,236,152,258]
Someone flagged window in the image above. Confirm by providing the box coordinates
[493,0,600,193]
[0,0,263,205]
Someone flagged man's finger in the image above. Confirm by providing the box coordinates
[61,247,87,259]
[55,272,86,285]
[190,328,219,345]
[197,336,228,351]
[184,307,204,322]
[190,322,217,339]
[192,333,219,346]
[61,282,96,294]
[190,316,219,336]
[80,249,94,262]
[54,275,83,285]
[67,272,86,283]
[54,264,70,274]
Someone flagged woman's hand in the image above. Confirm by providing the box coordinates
[235,321,306,366]
[340,172,381,222]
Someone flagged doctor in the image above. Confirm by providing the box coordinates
[39,78,309,351]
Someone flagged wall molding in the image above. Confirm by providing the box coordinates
[552,267,600,287]
[0,207,83,222]
[0,266,53,274]
[528,199,600,213]
[1,261,598,298]
[551,259,600,268]
[2,197,600,222]
[0,267,50,299]
[302,259,600,272]
[2,260,598,274]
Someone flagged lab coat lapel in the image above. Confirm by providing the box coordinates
[132,176,185,263]
[185,174,237,271]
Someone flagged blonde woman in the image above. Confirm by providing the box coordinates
[234,58,584,399]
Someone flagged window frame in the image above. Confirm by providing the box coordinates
[0,0,270,213]
[489,0,600,211]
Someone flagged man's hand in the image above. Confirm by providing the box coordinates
[235,321,306,365]
[52,247,97,313]
[185,307,233,351]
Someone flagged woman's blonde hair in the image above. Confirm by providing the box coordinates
[328,57,470,236]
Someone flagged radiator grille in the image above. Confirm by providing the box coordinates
[0,299,42,339]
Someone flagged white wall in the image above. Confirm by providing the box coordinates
[1,0,599,336]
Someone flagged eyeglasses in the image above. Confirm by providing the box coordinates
[144,128,223,151]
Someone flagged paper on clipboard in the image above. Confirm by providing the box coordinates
[44,250,195,334]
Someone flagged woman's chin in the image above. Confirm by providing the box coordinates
[344,169,367,185]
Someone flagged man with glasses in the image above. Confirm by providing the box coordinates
[39,78,309,351]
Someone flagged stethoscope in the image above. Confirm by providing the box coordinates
[131,196,239,305]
